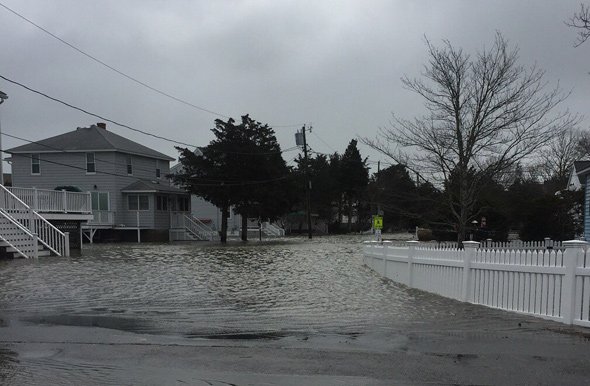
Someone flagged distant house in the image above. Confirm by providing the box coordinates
[6,123,193,242]
[568,161,590,191]
[571,160,590,240]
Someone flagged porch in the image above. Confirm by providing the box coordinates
[7,187,93,221]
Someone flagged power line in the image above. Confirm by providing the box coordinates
[3,131,296,185]
[5,147,293,187]
[0,74,300,156]
[311,130,337,152]
[0,1,306,128]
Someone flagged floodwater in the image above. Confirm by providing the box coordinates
[1,236,590,385]
[0,236,423,336]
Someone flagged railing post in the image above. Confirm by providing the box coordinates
[33,188,38,211]
[562,240,587,324]
[29,207,36,235]
[462,241,479,302]
[406,240,418,287]
[62,189,67,213]
[32,232,38,259]
[64,232,70,257]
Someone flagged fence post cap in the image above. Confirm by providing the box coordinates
[562,240,588,248]
[463,241,480,248]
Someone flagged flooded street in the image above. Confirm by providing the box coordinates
[1,236,590,385]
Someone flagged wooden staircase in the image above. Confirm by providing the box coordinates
[0,185,69,258]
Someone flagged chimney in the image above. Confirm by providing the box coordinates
[97,122,106,130]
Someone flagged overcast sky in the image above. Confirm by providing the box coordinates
[0,0,588,173]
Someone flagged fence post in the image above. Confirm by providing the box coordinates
[462,241,479,302]
[64,232,70,257]
[407,240,418,288]
[562,240,587,324]
[381,241,389,276]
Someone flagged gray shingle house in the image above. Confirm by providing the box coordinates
[7,123,191,242]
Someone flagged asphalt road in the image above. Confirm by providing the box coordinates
[1,316,590,385]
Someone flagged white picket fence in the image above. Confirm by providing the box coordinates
[393,238,563,250]
[363,240,590,327]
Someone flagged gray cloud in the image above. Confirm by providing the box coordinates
[0,0,588,171]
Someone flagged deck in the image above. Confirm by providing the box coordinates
[7,187,94,221]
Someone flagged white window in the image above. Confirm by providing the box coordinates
[31,154,40,174]
[91,191,109,211]
[128,194,149,211]
[156,160,161,179]
[86,153,96,173]
[126,155,133,175]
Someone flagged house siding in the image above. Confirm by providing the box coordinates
[190,196,241,232]
[11,152,119,191]
[11,151,178,229]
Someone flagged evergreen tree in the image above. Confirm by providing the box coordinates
[339,140,369,232]
[174,115,294,243]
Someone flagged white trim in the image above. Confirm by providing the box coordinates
[31,153,40,175]
[86,152,96,174]
[126,155,133,175]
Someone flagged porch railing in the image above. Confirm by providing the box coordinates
[7,187,91,214]
[0,185,69,256]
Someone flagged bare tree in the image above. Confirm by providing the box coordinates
[538,128,584,185]
[566,3,590,46]
[576,130,590,157]
[362,33,577,243]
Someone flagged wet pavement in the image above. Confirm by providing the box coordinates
[0,236,589,385]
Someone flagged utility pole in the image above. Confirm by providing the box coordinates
[296,125,313,239]
[302,125,313,239]
[377,160,381,216]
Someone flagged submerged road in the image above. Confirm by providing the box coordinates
[0,236,589,385]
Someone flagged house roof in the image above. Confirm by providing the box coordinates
[7,123,174,161]
[121,180,188,194]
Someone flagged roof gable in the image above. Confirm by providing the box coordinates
[7,124,174,161]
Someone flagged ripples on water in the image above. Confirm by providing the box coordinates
[0,235,530,339]
[0,236,409,335]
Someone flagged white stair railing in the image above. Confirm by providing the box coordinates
[184,215,218,241]
[0,209,38,258]
[0,185,69,256]
[262,222,285,237]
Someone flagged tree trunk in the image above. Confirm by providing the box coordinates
[241,212,248,241]
[338,194,343,225]
[220,204,229,244]
[347,198,353,233]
